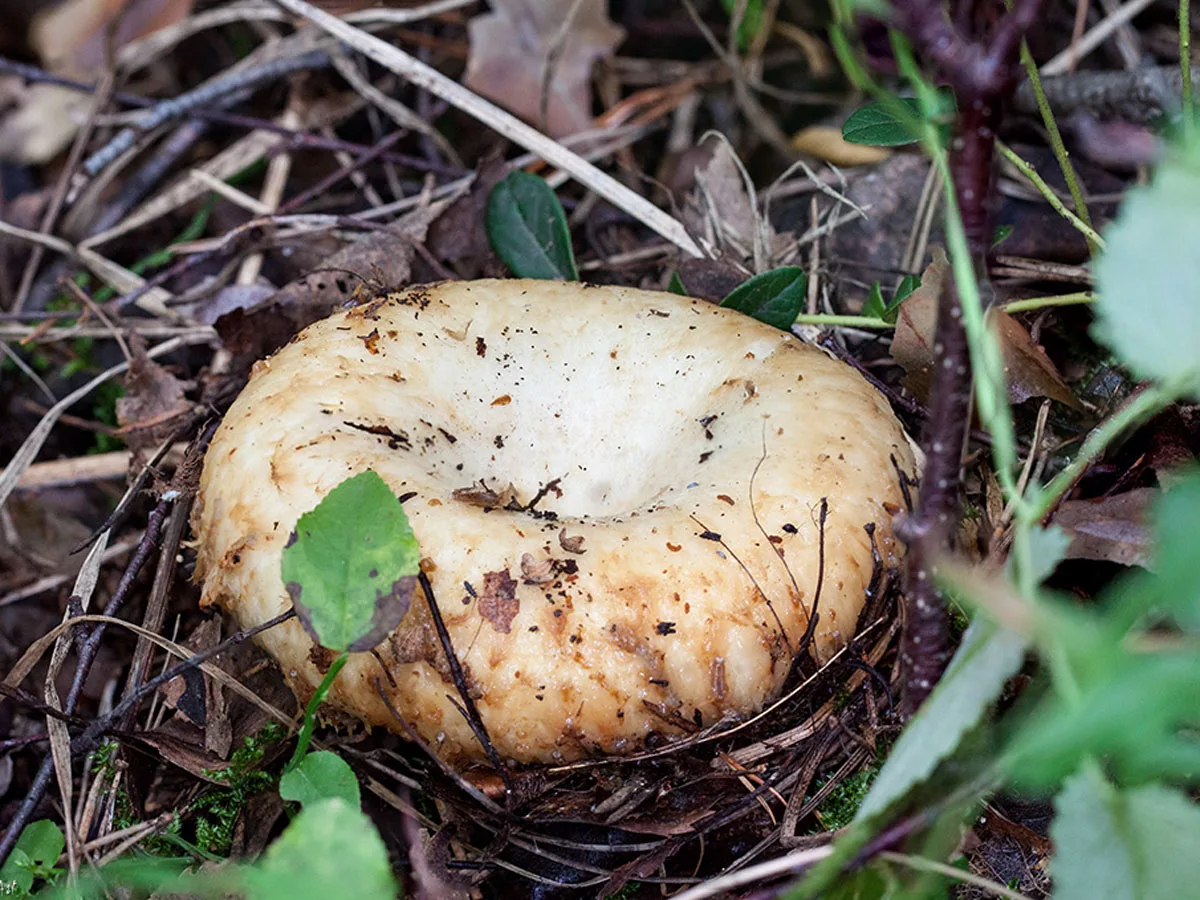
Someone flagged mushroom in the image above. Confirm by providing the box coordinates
[193,279,916,765]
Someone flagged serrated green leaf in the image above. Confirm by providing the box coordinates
[280,751,361,809]
[720,267,807,330]
[1092,148,1200,393]
[241,798,396,900]
[486,171,578,281]
[1053,769,1200,900]
[854,620,1027,823]
[281,470,419,653]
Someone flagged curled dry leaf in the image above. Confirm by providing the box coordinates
[452,480,520,510]
[890,248,1080,408]
[790,124,891,167]
[520,552,556,584]
[464,0,624,138]
[559,529,586,554]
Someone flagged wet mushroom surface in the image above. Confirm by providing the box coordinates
[192,279,917,765]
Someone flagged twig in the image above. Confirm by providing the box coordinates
[81,49,332,178]
[0,612,293,868]
[416,572,514,798]
[265,0,705,257]
[887,0,1042,713]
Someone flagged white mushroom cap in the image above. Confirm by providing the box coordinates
[193,279,915,765]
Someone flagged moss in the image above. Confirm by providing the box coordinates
[814,761,883,831]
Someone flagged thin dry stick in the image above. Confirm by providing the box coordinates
[265,0,704,257]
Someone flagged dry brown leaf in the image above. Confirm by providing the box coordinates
[0,0,194,162]
[478,568,519,633]
[891,248,1079,408]
[1053,489,1157,569]
[463,0,624,137]
[686,141,790,266]
[116,336,192,456]
[31,0,195,77]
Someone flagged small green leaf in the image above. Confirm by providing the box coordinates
[842,92,956,147]
[0,821,65,896]
[667,271,687,295]
[281,470,419,652]
[720,267,807,330]
[241,798,396,900]
[992,224,1014,247]
[486,170,578,281]
[280,751,361,809]
[893,273,921,304]
[862,282,887,320]
[854,620,1027,823]
[1092,146,1200,393]
[1053,769,1200,900]
[843,99,925,146]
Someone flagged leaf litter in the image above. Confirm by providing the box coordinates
[0,2,1190,897]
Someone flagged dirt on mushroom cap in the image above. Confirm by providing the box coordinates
[192,279,917,765]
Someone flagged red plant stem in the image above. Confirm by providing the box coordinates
[889,0,1040,714]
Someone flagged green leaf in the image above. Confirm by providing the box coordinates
[720,267,807,330]
[719,0,765,50]
[862,282,888,320]
[1148,468,1200,630]
[1092,147,1200,393]
[854,620,1027,822]
[1025,524,1072,585]
[842,91,956,147]
[485,170,578,281]
[893,273,921,305]
[242,798,396,900]
[843,99,926,146]
[281,470,419,653]
[1053,769,1200,900]
[991,224,1014,247]
[280,751,361,809]
[667,271,687,295]
[0,821,65,897]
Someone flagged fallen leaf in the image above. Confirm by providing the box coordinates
[0,0,194,162]
[559,529,586,554]
[215,200,447,365]
[31,0,195,78]
[452,480,519,510]
[478,569,519,633]
[116,335,192,456]
[686,140,791,266]
[890,248,1079,408]
[520,552,555,584]
[464,0,624,137]
[1053,489,1156,568]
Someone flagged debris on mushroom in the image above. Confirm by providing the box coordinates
[192,279,917,765]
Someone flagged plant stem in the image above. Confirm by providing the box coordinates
[285,651,349,772]
[996,142,1106,248]
[1183,0,1194,135]
[1001,291,1093,314]
[1016,39,1097,254]
[792,313,892,329]
[878,851,1034,900]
